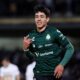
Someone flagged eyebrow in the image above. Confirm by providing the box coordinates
[35,14,45,16]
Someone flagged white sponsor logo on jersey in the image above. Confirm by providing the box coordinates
[57,29,61,33]
[32,44,36,48]
[32,37,35,41]
[35,52,39,57]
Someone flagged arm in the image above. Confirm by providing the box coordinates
[54,29,74,78]
[55,29,74,66]
[14,66,20,80]
[0,68,3,80]
[0,76,3,80]
[16,75,20,80]
[60,42,74,66]
[54,42,74,78]
[23,35,35,60]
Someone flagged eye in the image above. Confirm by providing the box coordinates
[40,15,45,18]
[35,15,38,18]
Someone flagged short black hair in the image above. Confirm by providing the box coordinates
[2,57,10,62]
[1,51,11,62]
[34,5,50,17]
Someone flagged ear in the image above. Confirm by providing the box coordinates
[47,17,50,23]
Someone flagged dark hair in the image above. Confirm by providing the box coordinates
[2,57,10,62]
[1,52,11,62]
[34,5,50,17]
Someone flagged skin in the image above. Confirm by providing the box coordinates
[34,11,49,32]
[23,11,64,79]
[2,59,10,68]
[16,75,20,80]
[0,76,3,80]
[54,64,64,79]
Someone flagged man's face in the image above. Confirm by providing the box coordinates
[2,59,9,67]
[35,11,49,29]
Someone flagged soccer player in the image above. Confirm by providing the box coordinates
[0,55,20,80]
[23,5,74,80]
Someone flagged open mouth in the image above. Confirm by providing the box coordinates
[37,22,42,25]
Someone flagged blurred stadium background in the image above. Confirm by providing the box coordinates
[0,0,80,80]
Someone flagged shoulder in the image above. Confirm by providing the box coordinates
[0,67,5,73]
[28,29,37,38]
[10,64,20,74]
[47,26,64,37]
[47,26,57,31]
[10,64,19,70]
[47,26,59,34]
[29,29,36,35]
[0,67,3,76]
[48,26,62,34]
[0,67,3,71]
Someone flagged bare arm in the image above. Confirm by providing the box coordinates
[16,75,20,80]
[0,76,3,80]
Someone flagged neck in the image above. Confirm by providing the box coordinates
[4,62,10,68]
[37,25,47,32]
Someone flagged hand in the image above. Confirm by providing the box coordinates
[54,64,64,79]
[23,36,32,50]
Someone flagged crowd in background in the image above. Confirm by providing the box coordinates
[0,0,80,17]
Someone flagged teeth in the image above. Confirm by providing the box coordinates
[37,22,41,24]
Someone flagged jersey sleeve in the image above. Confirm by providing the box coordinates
[14,66,20,76]
[54,29,69,47]
[54,29,74,66]
[0,68,4,77]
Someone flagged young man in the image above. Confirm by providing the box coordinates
[0,55,20,80]
[23,5,74,80]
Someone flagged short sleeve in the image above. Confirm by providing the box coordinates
[14,66,20,76]
[0,68,4,77]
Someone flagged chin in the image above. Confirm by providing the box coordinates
[38,26,42,28]
[37,25,43,28]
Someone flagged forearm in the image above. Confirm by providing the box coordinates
[60,43,74,66]
[16,75,20,80]
[24,49,35,60]
[0,76,3,80]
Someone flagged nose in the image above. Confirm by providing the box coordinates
[37,16,41,21]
